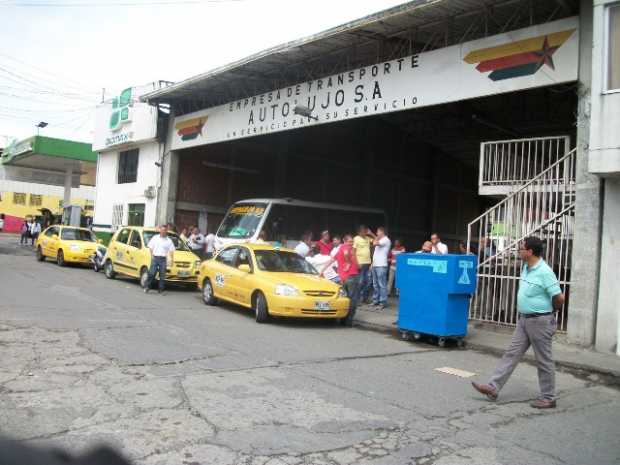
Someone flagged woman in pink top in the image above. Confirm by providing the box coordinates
[387,239,406,297]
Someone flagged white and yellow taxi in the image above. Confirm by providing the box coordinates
[36,225,98,266]
[103,227,201,287]
[197,243,352,323]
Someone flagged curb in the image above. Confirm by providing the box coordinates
[355,318,620,382]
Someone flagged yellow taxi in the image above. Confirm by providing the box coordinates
[36,225,98,266]
[197,243,352,324]
[103,226,201,287]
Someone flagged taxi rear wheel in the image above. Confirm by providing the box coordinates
[56,250,65,267]
[104,260,116,279]
[36,246,45,262]
[140,267,151,289]
[254,291,269,323]
[202,278,217,306]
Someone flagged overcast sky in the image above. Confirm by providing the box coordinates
[0,0,406,146]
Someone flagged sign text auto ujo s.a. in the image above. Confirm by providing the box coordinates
[171,17,578,150]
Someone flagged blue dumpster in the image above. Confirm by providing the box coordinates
[395,253,477,346]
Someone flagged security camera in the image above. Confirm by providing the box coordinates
[293,105,318,121]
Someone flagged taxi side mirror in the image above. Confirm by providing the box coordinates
[52,235,58,240]
[97,239,102,244]
[238,264,251,273]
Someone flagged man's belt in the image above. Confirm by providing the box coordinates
[520,312,553,319]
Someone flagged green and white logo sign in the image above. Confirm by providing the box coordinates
[109,88,132,131]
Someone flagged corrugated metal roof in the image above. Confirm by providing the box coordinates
[143,0,578,114]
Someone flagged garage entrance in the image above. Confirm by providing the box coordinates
[173,84,577,253]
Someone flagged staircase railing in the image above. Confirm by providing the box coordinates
[467,147,576,331]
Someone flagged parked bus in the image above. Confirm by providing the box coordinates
[215,198,387,249]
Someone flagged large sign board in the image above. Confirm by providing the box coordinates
[93,85,158,152]
[172,17,579,151]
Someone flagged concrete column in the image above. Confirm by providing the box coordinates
[567,2,602,347]
[156,149,179,227]
[63,167,73,208]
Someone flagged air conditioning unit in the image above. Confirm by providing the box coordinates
[144,186,156,199]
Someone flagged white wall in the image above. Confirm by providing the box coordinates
[589,0,620,175]
[0,177,95,200]
[596,179,620,354]
[587,1,620,354]
[93,140,161,229]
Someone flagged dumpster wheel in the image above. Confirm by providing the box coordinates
[438,337,446,348]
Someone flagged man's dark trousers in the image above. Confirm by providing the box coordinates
[147,256,167,291]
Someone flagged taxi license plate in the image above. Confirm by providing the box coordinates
[178,270,190,277]
[314,301,330,311]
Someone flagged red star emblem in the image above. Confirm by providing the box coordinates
[534,36,558,71]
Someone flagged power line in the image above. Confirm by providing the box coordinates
[1,0,247,6]
[0,84,95,99]
[0,51,100,95]
[0,104,95,114]
[0,63,99,98]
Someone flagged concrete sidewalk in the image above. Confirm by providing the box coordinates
[355,299,620,381]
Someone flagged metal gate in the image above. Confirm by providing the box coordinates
[468,138,576,331]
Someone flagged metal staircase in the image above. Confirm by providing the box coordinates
[467,137,576,331]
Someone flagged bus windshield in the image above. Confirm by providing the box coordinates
[217,203,266,239]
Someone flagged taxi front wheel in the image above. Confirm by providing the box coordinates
[254,292,270,323]
[36,246,45,262]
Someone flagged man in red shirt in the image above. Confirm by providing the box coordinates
[320,234,359,326]
[316,230,333,256]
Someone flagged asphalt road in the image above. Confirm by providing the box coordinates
[1,235,619,465]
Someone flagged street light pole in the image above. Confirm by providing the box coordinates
[35,121,48,136]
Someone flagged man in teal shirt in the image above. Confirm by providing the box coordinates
[472,236,565,409]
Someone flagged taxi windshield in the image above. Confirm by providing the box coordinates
[217,203,266,239]
[142,231,190,251]
[254,250,317,274]
[61,228,96,242]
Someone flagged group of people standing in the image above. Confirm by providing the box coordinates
[292,227,453,324]
[19,219,41,246]
[179,226,216,260]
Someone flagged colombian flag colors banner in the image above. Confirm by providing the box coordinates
[175,117,208,141]
[464,30,576,81]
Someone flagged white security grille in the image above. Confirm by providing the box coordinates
[468,140,576,332]
[479,136,571,196]
[112,204,124,231]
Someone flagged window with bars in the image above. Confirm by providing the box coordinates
[607,4,620,91]
[118,149,139,184]
[29,194,42,206]
[13,193,26,205]
[112,204,125,230]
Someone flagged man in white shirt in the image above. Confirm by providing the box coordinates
[30,221,41,246]
[144,225,176,294]
[187,227,205,259]
[204,232,216,259]
[294,231,313,257]
[430,233,449,255]
[306,253,340,283]
[371,227,391,310]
